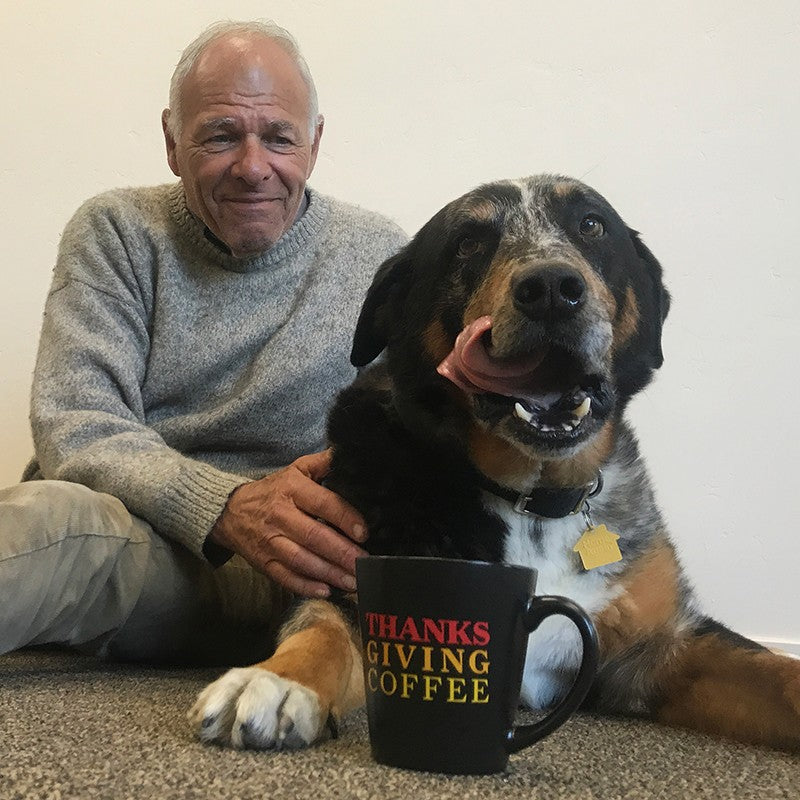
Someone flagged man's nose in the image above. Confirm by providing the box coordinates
[231,136,273,184]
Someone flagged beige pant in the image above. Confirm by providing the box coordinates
[0,481,288,665]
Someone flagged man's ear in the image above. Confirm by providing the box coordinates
[162,109,180,177]
[306,114,324,178]
[350,246,414,367]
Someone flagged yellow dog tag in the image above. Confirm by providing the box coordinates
[573,524,622,571]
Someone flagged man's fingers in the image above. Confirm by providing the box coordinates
[213,457,370,596]
[260,529,358,593]
[294,450,333,482]
[280,502,366,578]
[292,451,367,540]
[291,474,367,544]
[262,559,331,599]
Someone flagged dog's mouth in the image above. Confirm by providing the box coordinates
[437,316,612,446]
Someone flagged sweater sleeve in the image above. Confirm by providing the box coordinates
[29,196,247,561]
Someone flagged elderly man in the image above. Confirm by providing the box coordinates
[0,21,407,664]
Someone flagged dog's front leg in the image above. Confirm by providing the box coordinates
[189,600,364,750]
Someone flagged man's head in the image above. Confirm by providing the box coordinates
[163,21,323,258]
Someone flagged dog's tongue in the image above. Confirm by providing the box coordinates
[436,316,548,397]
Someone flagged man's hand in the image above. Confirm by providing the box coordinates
[209,450,368,598]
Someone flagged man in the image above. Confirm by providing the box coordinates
[0,21,407,664]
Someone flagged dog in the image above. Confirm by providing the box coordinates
[189,174,800,753]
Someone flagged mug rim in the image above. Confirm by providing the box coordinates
[356,554,536,579]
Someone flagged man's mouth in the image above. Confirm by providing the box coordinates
[436,316,611,444]
[222,196,285,207]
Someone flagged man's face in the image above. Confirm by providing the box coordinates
[164,35,322,258]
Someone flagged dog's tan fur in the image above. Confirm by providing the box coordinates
[259,601,365,723]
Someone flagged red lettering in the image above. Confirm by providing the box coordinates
[399,616,422,642]
[472,621,490,646]
[367,615,491,646]
[422,618,446,644]
[446,619,473,645]
[365,612,379,637]
[377,614,398,639]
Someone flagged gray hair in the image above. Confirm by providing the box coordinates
[165,20,319,138]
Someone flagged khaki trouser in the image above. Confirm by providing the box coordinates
[0,481,288,665]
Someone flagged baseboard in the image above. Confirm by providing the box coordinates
[758,639,800,658]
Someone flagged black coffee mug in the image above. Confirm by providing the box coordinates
[356,556,599,775]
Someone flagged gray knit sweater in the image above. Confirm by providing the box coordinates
[25,183,407,559]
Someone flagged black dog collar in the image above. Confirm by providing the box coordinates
[480,471,603,518]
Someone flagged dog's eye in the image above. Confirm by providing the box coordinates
[579,215,605,238]
[457,237,486,258]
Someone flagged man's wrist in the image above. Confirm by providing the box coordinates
[203,490,239,565]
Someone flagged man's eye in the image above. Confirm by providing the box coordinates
[268,135,295,148]
[204,134,235,149]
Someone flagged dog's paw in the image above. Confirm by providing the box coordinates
[188,666,327,750]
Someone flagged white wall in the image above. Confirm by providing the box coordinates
[2,1,798,650]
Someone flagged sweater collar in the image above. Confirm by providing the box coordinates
[168,183,329,273]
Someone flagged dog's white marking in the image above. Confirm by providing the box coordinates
[486,486,623,710]
[188,666,325,750]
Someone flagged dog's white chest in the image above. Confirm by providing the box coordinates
[486,496,621,709]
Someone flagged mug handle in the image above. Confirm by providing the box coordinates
[505,595,599,753]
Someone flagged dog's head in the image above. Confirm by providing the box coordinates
[351,175,669,481]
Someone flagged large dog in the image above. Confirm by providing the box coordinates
[190,175,800,753]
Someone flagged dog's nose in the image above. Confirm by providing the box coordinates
[512,265,587,321]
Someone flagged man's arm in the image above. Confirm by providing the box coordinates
[29,194,365,594]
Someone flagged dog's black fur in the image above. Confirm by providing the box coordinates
[325,176,669,562]
[191,175,800,754]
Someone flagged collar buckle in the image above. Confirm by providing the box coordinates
[513,470,604,518]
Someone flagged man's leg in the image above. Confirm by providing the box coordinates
[0,481,287,665]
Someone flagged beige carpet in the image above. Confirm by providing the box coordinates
[1,649,796,800]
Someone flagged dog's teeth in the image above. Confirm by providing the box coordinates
[573,397,591,420]
[514,402,533,423]
[562,423,573,432]
[540,425,554,432]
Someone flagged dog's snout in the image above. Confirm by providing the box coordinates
[512,265,587,322]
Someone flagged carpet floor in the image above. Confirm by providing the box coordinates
[1,649,796,800]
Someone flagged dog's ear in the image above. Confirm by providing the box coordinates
[629,228,671,368]
[350,246,414,367]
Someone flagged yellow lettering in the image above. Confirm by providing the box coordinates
[440,647,465,674]
[468,649,489,675]
[422,675,443,701]
[400,672,419,699]
[395,643,417,670]
[369,668,489,704]
[447,677,467,703]
[472,678,490,703]
[367,667,378,693]
[379,670,398,696]
[366,639,378,665]
[421,646,433,673]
